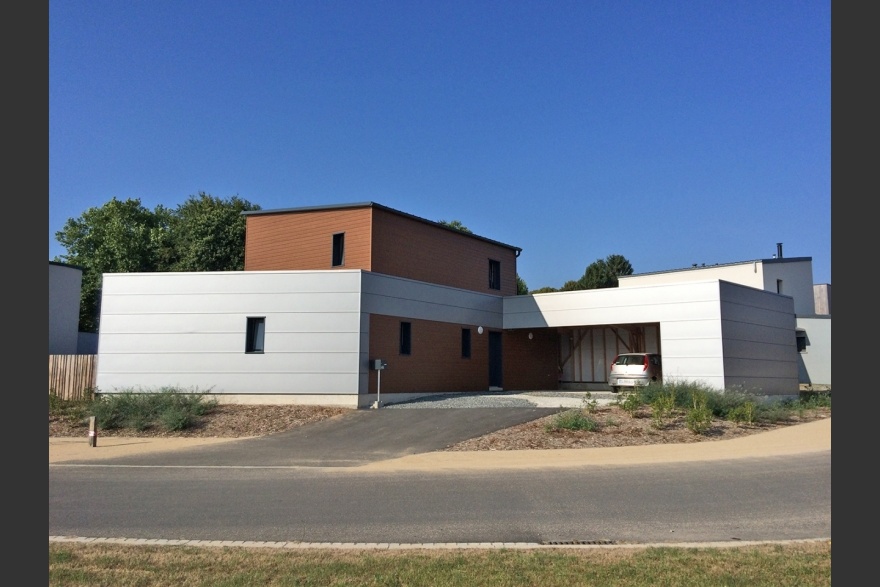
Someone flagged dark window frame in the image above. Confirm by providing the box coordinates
[245,317,266,353]
[489,259,501,290]
[332,232,345,267]
[399,321,412,355]
[461,328,472,358]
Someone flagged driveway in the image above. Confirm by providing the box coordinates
[53,406,564,467]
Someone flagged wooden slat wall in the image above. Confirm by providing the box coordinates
[49,355,97,401]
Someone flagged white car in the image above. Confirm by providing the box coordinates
[608,353,662,392]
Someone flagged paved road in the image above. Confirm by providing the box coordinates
[49,407,831,547]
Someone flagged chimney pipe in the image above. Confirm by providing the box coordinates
[776,243,783,258]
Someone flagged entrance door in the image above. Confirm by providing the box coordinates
[488,331,502,389]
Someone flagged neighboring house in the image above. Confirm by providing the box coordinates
[49,261,100,355]
[95,202,829,407]
[49,261,83,355]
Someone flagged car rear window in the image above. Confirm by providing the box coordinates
[615,355,645,365]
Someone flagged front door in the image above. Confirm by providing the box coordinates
[488,331,502,389]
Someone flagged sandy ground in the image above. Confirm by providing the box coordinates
[49,417,830,470]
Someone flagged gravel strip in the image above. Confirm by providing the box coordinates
[383,391,591,409]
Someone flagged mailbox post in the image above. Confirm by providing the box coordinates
[371,359,387,408]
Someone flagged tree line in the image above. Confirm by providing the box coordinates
[55,197,632,332]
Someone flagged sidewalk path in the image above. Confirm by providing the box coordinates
[49,416,830,470]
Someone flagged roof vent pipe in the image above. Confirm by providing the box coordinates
[776,243,783,258]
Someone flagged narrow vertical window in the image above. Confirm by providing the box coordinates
[332,233,345,267]
[246,317,265,353]
[796,332,807,353]
[461,328,472,358]
[399,321,412,355]
[489,259,501,290]
[776,279,783,294]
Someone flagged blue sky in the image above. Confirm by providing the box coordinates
[49,0,831,287]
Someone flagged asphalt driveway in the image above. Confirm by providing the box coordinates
[61,407,563,468]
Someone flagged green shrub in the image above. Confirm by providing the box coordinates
[650,390,677,429]
[685,388,714,434]
[84,387,216,432]
[729,402,756,425]
[581,392,599,414]
[799,391,831,409]
[546,409,599,432]
[158,406,195,431]
[620,391,643,417]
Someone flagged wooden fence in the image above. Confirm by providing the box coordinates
[49,355,97,401]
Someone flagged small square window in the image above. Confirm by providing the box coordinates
[796,332,807,353]
[399,321,412,355]
[461,328,472,358]
[246,317,265,353]
[332,233,345,267]
[489,259,501,290]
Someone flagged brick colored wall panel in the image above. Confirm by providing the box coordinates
[502,329,560,391]
[371,208,518,295]
[245,209,373,271]
[367,315,489,395]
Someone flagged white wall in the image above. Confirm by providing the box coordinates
[619,263,764,290]
[96,271,365,400]
[718,281,799,394]
[760,259,815,316]
[49,263,82,355]
[796,316,831,386]
[96,270,507,405]
[619,258,816,317]
[505,280,798,394]
[361,272,503,327]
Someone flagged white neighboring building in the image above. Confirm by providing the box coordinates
[49,262,83,355]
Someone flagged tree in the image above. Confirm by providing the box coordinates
[516,274,529,295]
[166,193,260,271]
[437,219,473,234]
[53,193,262,332]
[54,198,166,332]
[530,286,559,294]
[580,254,634,289]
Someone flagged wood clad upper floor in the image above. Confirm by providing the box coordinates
[243,202,521,296]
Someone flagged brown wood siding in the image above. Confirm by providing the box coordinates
[502,330,560,391]
[49,355,98,401]
[367,315,489,394]
[370,208,518,295]
[244,208,374,271]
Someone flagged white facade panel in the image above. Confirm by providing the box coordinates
[619,258,815,318]
[619,263,764,289]
[505,281,723,329]
[97,271,365,397]
[100,291,361,314]
[103,312,359,334]
[362,272,503,327]
[96,370,359,395]
[98,351,360,377]
[97,331,362,353]
[102,270,363,294]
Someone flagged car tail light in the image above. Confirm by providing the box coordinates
[610,356,619,370]
[642,355,649,371]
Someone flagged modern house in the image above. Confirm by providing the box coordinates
[49,261,84,355]
[94,202,830,407]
